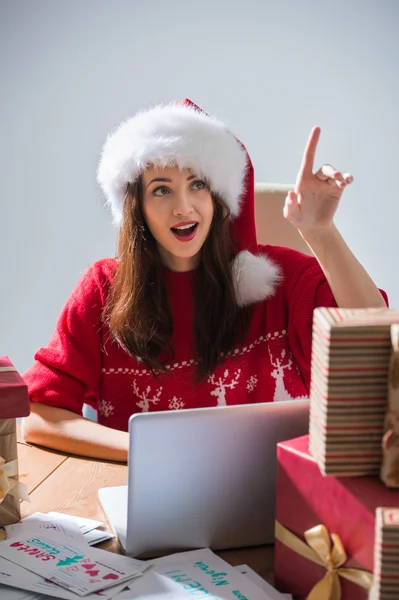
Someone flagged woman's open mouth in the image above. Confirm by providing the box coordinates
[171,221,199,242]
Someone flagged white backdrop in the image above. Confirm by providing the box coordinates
[1,0,398,372]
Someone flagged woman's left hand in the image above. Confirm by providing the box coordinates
[283,127,353,234]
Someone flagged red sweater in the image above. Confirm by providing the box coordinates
[24,245,338,432]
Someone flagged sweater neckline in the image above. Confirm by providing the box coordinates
[162,267,197,285]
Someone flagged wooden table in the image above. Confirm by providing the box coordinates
[16,436,274,583]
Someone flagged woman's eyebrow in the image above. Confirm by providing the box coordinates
[147,177,172,187]
[147,174,196,187]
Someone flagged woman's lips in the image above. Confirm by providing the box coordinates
[171,222,199,242]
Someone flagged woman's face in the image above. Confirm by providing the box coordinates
[141,165,214,272]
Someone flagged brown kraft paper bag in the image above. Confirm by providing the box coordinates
[381,324,399,488]
[0,418,22,526]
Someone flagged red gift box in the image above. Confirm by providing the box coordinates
[0,357,30,526]
[0,357,30,419]
[274,435,399,600]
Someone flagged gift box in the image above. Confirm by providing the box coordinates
[309,307,399,477]
[0,356,30,527]
[369,507,399,600]
[274,435,399,600]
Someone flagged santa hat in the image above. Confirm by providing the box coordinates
[97,98,281,306]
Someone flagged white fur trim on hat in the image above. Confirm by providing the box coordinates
[97,103,248,225]
[232,250,282,306]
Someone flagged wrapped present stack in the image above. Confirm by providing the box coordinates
[309,307,399,476]
[274,435,398,600]
[0,356,30,527]
[369,507,399,600]
[274,308,399,600]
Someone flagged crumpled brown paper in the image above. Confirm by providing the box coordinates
[381,324,399,488]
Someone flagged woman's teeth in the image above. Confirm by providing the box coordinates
[175,224,195,230]
[171,223,198,239]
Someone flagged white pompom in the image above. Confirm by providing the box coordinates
[232,250,282,307]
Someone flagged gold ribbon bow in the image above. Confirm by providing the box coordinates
[0,456,30,504]
[275,521,373,600]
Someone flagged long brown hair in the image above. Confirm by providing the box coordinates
[104,177,248,381]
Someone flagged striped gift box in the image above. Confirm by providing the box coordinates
[309,308,399,476]
[369,507,399,600]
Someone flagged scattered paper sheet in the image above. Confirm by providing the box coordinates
[0,530,148,597]
[0,517,291,599]
[0,547,292,600]
[83,529,114,547]
[5,512,114,547]
[0,583,42,600]
[46,512,104,535]
[125,547,284,599]
[5,517,86,543]
[234,565,292,599]
[0,557,129,600]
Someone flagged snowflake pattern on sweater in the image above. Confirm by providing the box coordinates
[23,245,343,432]
[246,375,258,393]
[98,398,115,418]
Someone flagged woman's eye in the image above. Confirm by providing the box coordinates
[192,180,206,190]
[153,186,170,196]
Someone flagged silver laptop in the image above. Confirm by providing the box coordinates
[99,399,309,558]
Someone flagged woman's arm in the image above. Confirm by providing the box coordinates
[284,126,386,309]
[21,403,129,463]
[300,224,386,308]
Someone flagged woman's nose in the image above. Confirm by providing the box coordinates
[172,191,193,216]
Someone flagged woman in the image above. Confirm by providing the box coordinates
[22,99,387,462]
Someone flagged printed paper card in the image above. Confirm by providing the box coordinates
[126,548,280,599]
[83,529,114,547]
[46,512,104,535]
[0,556,129,600]
[0,583,41,600]
[7,512,113,546]
[0,530,149,596]
[5,516,86,543]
